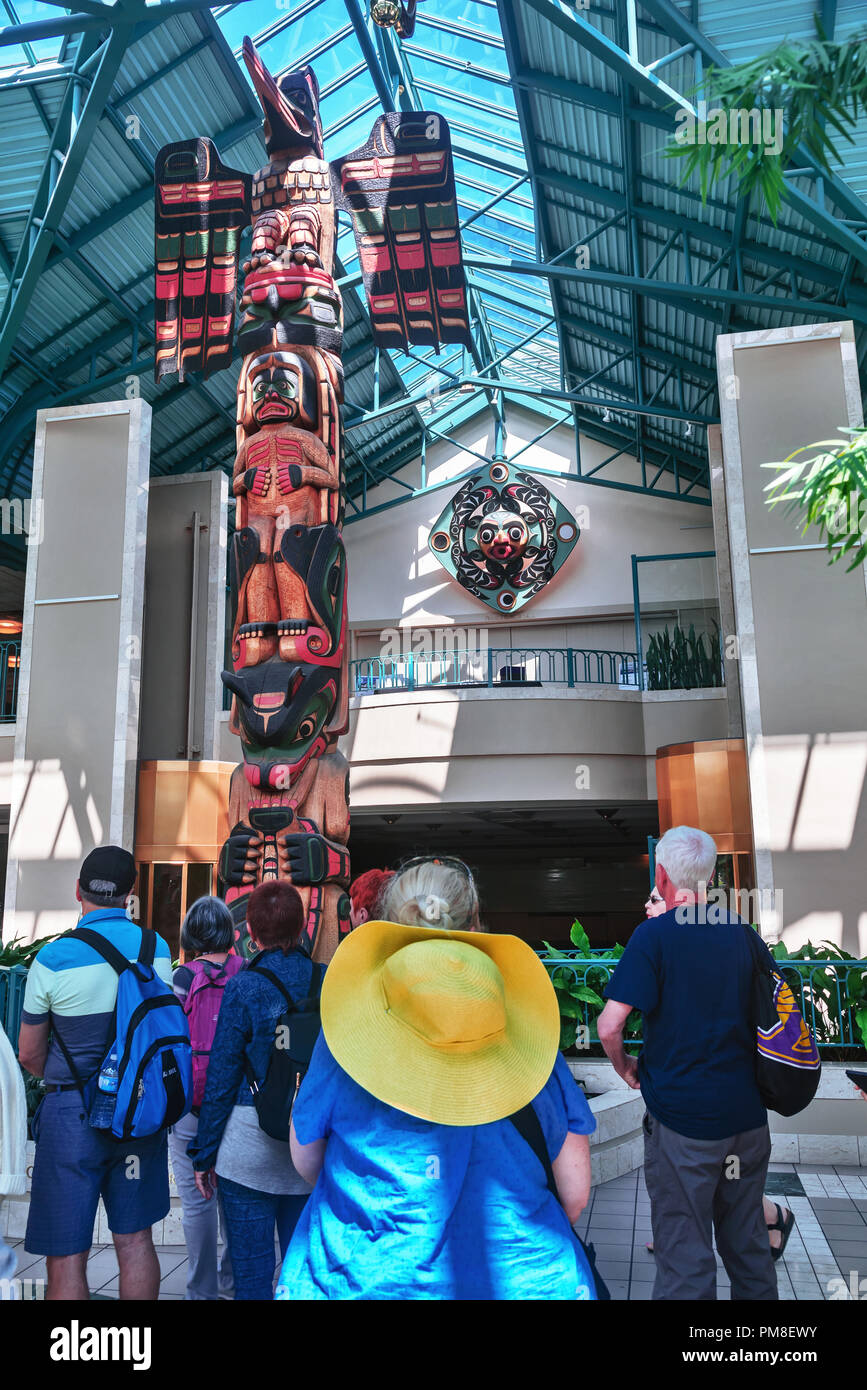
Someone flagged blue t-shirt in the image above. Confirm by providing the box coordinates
[604,908,772,1141]
[275,1038,597,1301]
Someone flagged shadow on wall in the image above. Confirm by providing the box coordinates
[3,757,111,943]
[752,730,867,956]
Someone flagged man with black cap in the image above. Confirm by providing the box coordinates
[18,846,174,1300]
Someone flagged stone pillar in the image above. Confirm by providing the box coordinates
[139,470,228,762]
[707,423,743,739]
[3,400,151,942]
[716,322,867,949]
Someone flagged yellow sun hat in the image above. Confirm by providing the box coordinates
[320,919,561,1126]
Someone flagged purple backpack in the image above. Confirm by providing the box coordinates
[183,955,246,1109]
[745,926,821,1115]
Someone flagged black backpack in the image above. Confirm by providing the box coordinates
[244,951,325,1142]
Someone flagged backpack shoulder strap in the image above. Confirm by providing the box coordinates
[509,1103,610,1301]
[72,926,133,977]
[509,1103,557,1199]
[246,953,295,1010]
[137,927,156,967]
[50,1025,90,1104]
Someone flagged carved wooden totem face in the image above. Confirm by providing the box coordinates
[246,355,317,430]
[428,462,580,614]
[224,659,339,790]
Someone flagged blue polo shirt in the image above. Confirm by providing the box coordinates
[603,908,773,1140]
[21,910,173,1086]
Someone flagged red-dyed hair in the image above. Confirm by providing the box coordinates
[349,868,394,921]
[246,880,305,952]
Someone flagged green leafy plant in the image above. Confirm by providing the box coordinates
[541,919,640,1055]
[664,20,867,220]
[764,427,867,572]
[769,937,867,1055]
[645,622,723,691]
[0,935,57,967]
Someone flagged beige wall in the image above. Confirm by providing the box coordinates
[717,323,867,952]
[3,402,151,943]
[330,407,726,816]
[340,686,727,810]
[344,407,716,642]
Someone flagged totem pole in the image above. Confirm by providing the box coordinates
[154,38,472,961]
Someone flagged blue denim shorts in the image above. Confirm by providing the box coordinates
[25,1091,170,1256]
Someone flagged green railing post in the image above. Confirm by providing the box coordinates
[566,647,575,688]
[487,646,494,687]
[631,553,644,691]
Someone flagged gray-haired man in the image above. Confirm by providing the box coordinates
[597,825,778,1301]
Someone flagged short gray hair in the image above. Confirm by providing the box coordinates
[655,825,717,894]
[79,886,129,909]
[181,895,234,955]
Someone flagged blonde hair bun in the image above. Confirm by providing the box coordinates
[381,858,478,934]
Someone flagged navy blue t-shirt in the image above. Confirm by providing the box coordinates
[604,908,773,1140]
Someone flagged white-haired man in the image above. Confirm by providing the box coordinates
[597,824,777,1301]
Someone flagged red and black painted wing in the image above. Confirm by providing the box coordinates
[154,138,251,383]
[331,111,472,352]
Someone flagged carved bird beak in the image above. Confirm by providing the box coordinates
[242,36,323,158]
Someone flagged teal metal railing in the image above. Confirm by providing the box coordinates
[0,637,20,721]
[351,646,642,694]
[538,950,867,1056]
[0,965,27,1045]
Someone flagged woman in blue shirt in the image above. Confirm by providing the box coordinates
[275,859,597,1301]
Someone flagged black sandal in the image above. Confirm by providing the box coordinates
[768,1203,795,1262]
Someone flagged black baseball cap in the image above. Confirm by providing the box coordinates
[79,845,137,898]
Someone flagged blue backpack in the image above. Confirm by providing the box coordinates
[60,926,193,1140]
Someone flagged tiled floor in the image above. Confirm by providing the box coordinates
[575,1162,867,1300]
[9,1161,867,1299]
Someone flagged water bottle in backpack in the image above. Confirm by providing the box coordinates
[89,1048,119,1129]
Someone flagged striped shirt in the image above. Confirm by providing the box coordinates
[21,910,173,1086]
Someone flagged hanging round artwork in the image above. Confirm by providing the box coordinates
[428,462,580,614]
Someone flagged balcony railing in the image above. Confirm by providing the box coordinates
[351,647,642,695]
[538,950,867,1056]
[0,637,20,722]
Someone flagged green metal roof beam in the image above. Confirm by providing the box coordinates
[0,11,108,45]
[463,254,867,328]
[639,0,867,236]
[0,21,133,381]
[524,0,867,272]
[32,0,115,16]
[460,374,716,424]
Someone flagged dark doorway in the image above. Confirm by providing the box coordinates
[349,802,659,950]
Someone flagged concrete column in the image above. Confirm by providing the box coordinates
[707,423,743,739]
[139,471,228,762]
[716,322,867,950]
[3,401,151,943]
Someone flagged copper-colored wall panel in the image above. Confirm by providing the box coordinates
[135,760,235,863]
[656,740,753,857]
